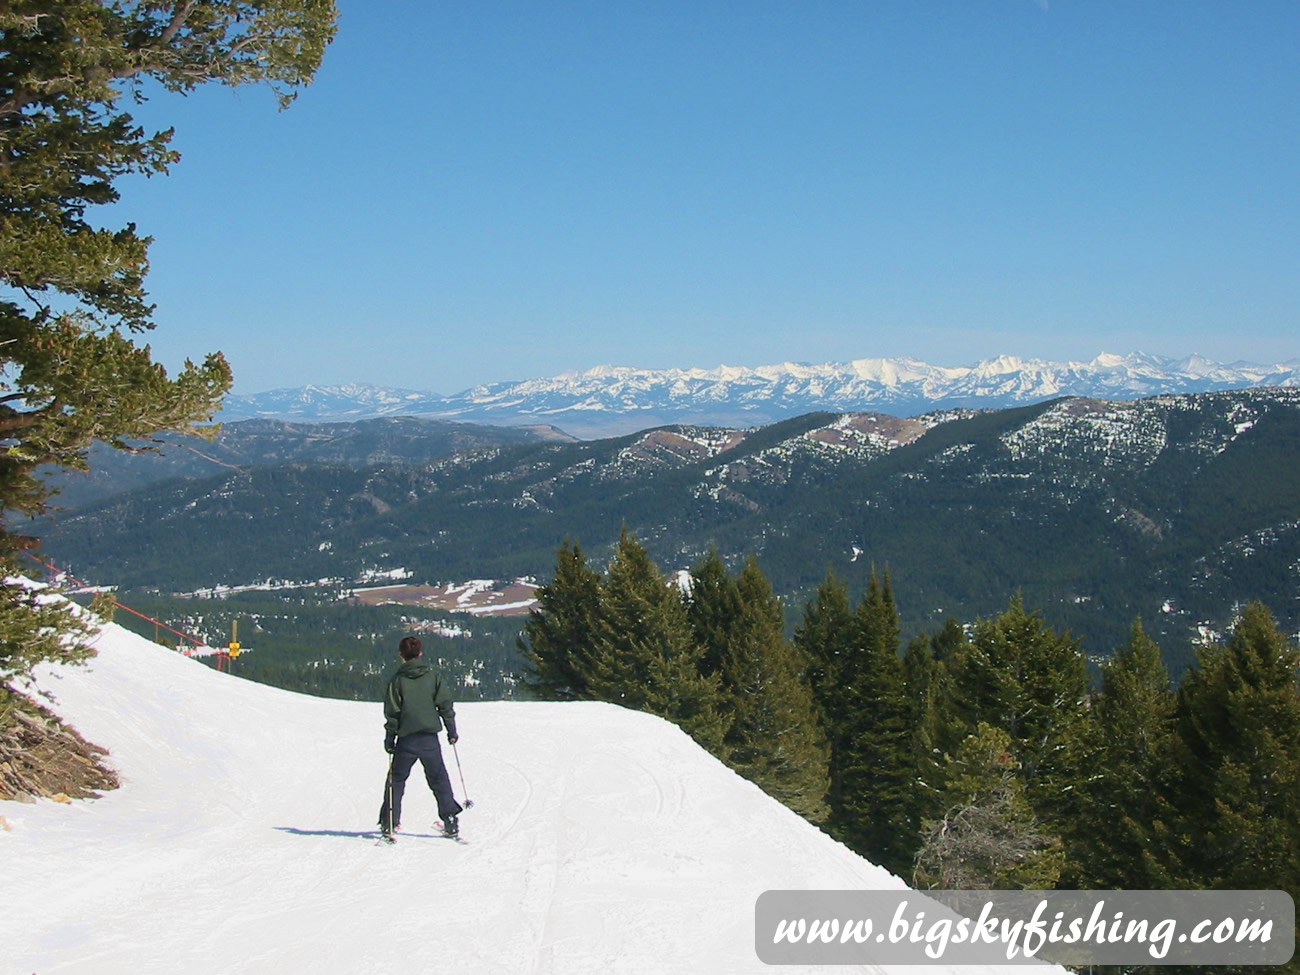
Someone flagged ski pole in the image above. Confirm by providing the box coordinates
[451,740,473,809]
[384,751,396,834]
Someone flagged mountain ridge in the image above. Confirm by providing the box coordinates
[43,387,1300,666]
[40,415,575,512]
[222,352,1300,438]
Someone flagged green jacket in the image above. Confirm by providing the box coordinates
[384,660,457,740]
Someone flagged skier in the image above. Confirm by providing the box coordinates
[378,636,463,840]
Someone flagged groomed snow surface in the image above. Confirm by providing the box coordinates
[3,622,1060,974]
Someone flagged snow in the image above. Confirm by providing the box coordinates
[220,356,1300,434]
[3,622,1061,974]
[358,566,414,583]
[459,599,536,616]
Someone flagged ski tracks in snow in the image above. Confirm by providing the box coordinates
[6,632,992,974]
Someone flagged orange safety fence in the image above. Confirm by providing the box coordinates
[22,551,213,655]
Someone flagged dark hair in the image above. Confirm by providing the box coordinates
[399,636,423,660]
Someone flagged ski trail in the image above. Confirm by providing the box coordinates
[3,625,1063,974]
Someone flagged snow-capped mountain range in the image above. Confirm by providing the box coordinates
[222,353,1300,439]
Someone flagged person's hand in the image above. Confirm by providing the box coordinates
[447,733,459,745]
[384,734,397,753]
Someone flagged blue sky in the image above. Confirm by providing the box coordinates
[116,1,1299,396]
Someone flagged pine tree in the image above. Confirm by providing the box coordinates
[684,548,743,680]
[1171,602,1300,893]
[832,570,915,874]
[586,529,727,752]
[519,540,604,700]
[1059,619,1181,889]
[0,3,336,695]
[793,571,857,826]
[719,556,829,822]
[913,722,1064,890]
[795,569,915,870]
[947,595,1089,820]
[794,569,856,714]
[903,618,968,845]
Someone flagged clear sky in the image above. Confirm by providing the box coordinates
[115,0,1299,396]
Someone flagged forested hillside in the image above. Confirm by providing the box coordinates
[521,530,1300,934]
[40,388,1300,668]
[38,415,572,511]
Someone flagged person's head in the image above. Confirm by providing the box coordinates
[399,636,423,661]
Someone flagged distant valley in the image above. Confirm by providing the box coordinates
[39,387,1300,673]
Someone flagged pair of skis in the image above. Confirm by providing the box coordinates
[376,826,465,846]
[377,744,474,847]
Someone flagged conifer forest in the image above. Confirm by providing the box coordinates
[519,529,1300,952]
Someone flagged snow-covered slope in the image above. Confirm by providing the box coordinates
[1,622,1063,974]
[220,353,1300,438]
